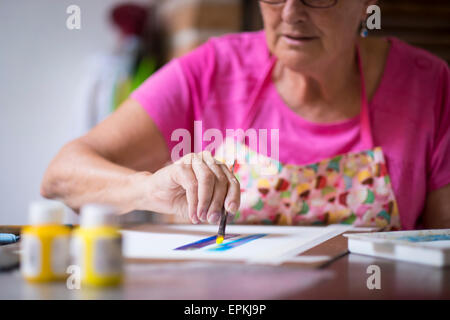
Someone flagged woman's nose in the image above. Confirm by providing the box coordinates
[282,0,308,24]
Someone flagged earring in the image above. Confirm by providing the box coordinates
[360,20,368,38]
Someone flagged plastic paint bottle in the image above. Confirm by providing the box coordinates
[21,200,71,282]
[72,204,123,287]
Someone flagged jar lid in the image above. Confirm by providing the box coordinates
[29,200,65,225]
[80,204,118,228]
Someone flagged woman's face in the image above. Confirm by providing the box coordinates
[260,0,374,71]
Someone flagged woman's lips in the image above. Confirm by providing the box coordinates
[282,35,318,45]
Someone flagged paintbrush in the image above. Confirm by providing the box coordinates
[216,161,236,244]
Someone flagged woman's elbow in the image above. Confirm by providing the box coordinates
[40,168,57,199]
[40,141,77,200]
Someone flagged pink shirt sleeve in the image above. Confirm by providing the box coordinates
[130,40,217,153]
[427,62,450,192]
[130,58,191,151]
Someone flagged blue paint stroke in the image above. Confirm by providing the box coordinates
[208,234,267,252]
[174,234,239,250]
[397,234,450,243]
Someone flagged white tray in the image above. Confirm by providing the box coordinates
[344,229,450,267]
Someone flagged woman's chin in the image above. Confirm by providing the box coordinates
[274,40,323,67]
[277,50,321,71]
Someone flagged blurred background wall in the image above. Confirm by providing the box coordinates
[0,0,149,224]
[0,0,448,225]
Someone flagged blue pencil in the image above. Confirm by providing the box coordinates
[0,233,20,245]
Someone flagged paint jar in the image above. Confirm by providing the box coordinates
[21,200,71,282]
[72,204,123,287]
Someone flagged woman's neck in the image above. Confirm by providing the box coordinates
[272,42,362,123]
[272,38,391,123]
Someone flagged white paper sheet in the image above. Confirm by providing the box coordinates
[121,224,353,265]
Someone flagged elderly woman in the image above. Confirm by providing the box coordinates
[42,0,449,230]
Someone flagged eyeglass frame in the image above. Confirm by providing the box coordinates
[258,0,338,9]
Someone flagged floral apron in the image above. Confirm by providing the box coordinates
[215,47,401,230]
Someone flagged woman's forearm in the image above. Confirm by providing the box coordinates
[40,140,150,214]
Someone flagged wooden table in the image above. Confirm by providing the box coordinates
[0,226,449,299]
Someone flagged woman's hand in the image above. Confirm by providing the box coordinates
[141,151,240,224]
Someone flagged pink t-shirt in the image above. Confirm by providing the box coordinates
[131,31,450,230]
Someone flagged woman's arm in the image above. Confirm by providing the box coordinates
[422,184,450,229]
[41,98,240,224]
[41,98,170,213]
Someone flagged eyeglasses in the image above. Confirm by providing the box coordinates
[259,0,338,9]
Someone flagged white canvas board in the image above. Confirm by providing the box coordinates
[121,224,354,265]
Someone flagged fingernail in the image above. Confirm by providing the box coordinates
[208,212,220,224]
[192,214,200,224]
[197,210,205,222]
[227,202,238,213]
[201,210,208,221]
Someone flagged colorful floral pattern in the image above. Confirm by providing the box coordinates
[215,139,401,230]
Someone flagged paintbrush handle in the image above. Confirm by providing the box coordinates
[218,210,228,236]
[217,161,236,237]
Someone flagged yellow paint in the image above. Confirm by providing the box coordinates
[21,225,70,282]
[216,236,224,244]
[72,226,122,287]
